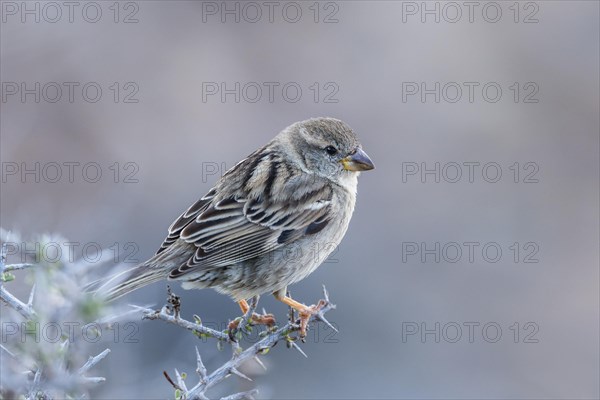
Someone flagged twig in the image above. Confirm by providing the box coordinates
[0,343,16,358]
[187,307,334,398]
[289,341,308,358]
[0,232,117,398]
[0,239,37,320]
[163,370,180,390]
[195,346,208,382]
[2,263,37,272]
[174,368,189,392]
[0,285,36,320]
[164,286,337,399]
[252,356,266,371]
[78,348,111,376]
[134,305,229,341]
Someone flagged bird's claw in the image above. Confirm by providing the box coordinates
[298,299,328,340]
[250,312,276,327]
[228,312,276,335]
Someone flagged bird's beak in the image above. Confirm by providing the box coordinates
[341,148,375,171]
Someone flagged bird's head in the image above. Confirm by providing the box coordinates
[278,117,375,183]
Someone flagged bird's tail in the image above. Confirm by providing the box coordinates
[88,262,167,302]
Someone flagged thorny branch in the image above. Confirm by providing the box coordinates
[0,241,37,319]
[1,234,338,399]
[0,235,116,398]
[138,286,336,400]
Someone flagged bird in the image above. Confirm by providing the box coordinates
[97,117,374,336]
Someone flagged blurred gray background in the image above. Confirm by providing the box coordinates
[1,1,598,398]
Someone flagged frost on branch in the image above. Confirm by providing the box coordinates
[0,231,136,399]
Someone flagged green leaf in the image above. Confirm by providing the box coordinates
[1,272,15,282]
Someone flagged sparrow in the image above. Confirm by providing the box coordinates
[99,117,374,335]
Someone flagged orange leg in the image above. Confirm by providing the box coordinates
[274,292,326,339]
[238,299,250,314]
[277,296,308,312]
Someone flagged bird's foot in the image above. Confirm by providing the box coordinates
[229,298,276,339]
[228,311,275,341]
[249,312,276,327]
[297,299,328,340]
[276,286,336,341]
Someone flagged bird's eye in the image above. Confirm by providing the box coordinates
[325,146,338,155]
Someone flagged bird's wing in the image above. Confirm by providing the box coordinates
[160,149,334,279]
[156,188,216,254]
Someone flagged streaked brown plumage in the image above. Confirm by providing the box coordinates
[98,117,374,333]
